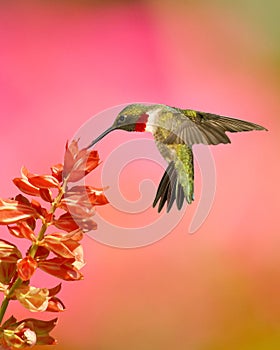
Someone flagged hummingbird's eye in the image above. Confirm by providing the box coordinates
[119,115,126,122]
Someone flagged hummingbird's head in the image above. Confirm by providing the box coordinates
[112,104,151,131]
[87,104,153,148]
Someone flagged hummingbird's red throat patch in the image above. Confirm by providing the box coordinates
[135,113,149,132]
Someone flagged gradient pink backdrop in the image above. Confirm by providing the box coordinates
[1,1,280,349]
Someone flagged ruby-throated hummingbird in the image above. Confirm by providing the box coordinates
[87,104,267,212]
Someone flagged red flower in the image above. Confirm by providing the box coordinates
[0,316,57,348]
[58,185,108,233]
[38,257,83,281]
[0,239,22,284]
[51,163,63,182]
[57,207,97,233]
[30,199,48,219]
[14,284,65,313]
[41,229,83,260]
[66,185,109,206]
[63,140,100,182]
[13,166,58,203]
[8,221,36,241]
[28,175,60,190]
[46,297,65,312]
[32,246,50,261]
[39,188,53,203]
[17,256,38,281]
[0,239,22,260]
[13,178,40,197]
[0,199,37,225]
[53,212,80,232]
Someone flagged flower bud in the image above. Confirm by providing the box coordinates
[3,326,37,349]
[0,239,22,284]
[0,316,57,348]
[17,256,37,281]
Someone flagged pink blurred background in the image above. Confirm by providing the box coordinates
[1,1,280,349]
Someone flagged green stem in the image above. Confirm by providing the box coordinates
[29,175,69,259]
[28,223,48,258]
[0,277,22,325]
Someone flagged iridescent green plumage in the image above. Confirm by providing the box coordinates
[148,107,195,211]
[175,144,194,204]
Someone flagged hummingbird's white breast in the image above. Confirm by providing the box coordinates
[145,108,162,133]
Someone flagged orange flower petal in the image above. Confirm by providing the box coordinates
[21,166,35,179]
[85,149,100,174]
[64,141,100,182]
[0,261,18,285]
[30,199,48,218]
[26,216,36,230]
[39,188,53,203]
[38,257,83,281]
[63,229,83,241]
[25,318,57,345]
[2,326,37,348]
[15,285,49,312]
[76,217,97,232]
[8,222,36,241]
[13,178,40,196]
[50,163,63,182]
[42,234,80,259]
[53,212,79,232]
[67,185,109,206]
[88,191,109,206]
[13,196,36,230]
[32,246,50,260]
[17,256,38,281]
[28,175,60,189]
[7,225,22,238]
[60,198,94,216]
[48,283,62,297]
[68,139,79,155]
[68,170,87,182]
[0,240,22,284]
[63,141,75,175]
[14,194,30,206]
[1,316,58,347]
[0,239,22,260]
[72,245,85,270]
[0,199,37,225]
[46,297,65,312]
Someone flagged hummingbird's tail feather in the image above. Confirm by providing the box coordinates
[176,182,185,210]
[157,168,171,212]
[153,162,187,212]
[166,164,177,211]
[153,162,174,212]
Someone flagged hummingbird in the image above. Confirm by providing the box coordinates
[87,104,267,212]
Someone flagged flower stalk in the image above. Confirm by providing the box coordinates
[0,278,22,325]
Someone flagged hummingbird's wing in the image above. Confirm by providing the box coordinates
[164,109,267,145]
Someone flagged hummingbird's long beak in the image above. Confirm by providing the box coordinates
[87,126,116,149]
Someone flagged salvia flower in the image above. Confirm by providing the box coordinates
[0,239,22,285]
[16,257,38,281]
[63,140,100,182]
[14,284,64,313]
[0,316,57,348]
[0,139,108,348]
